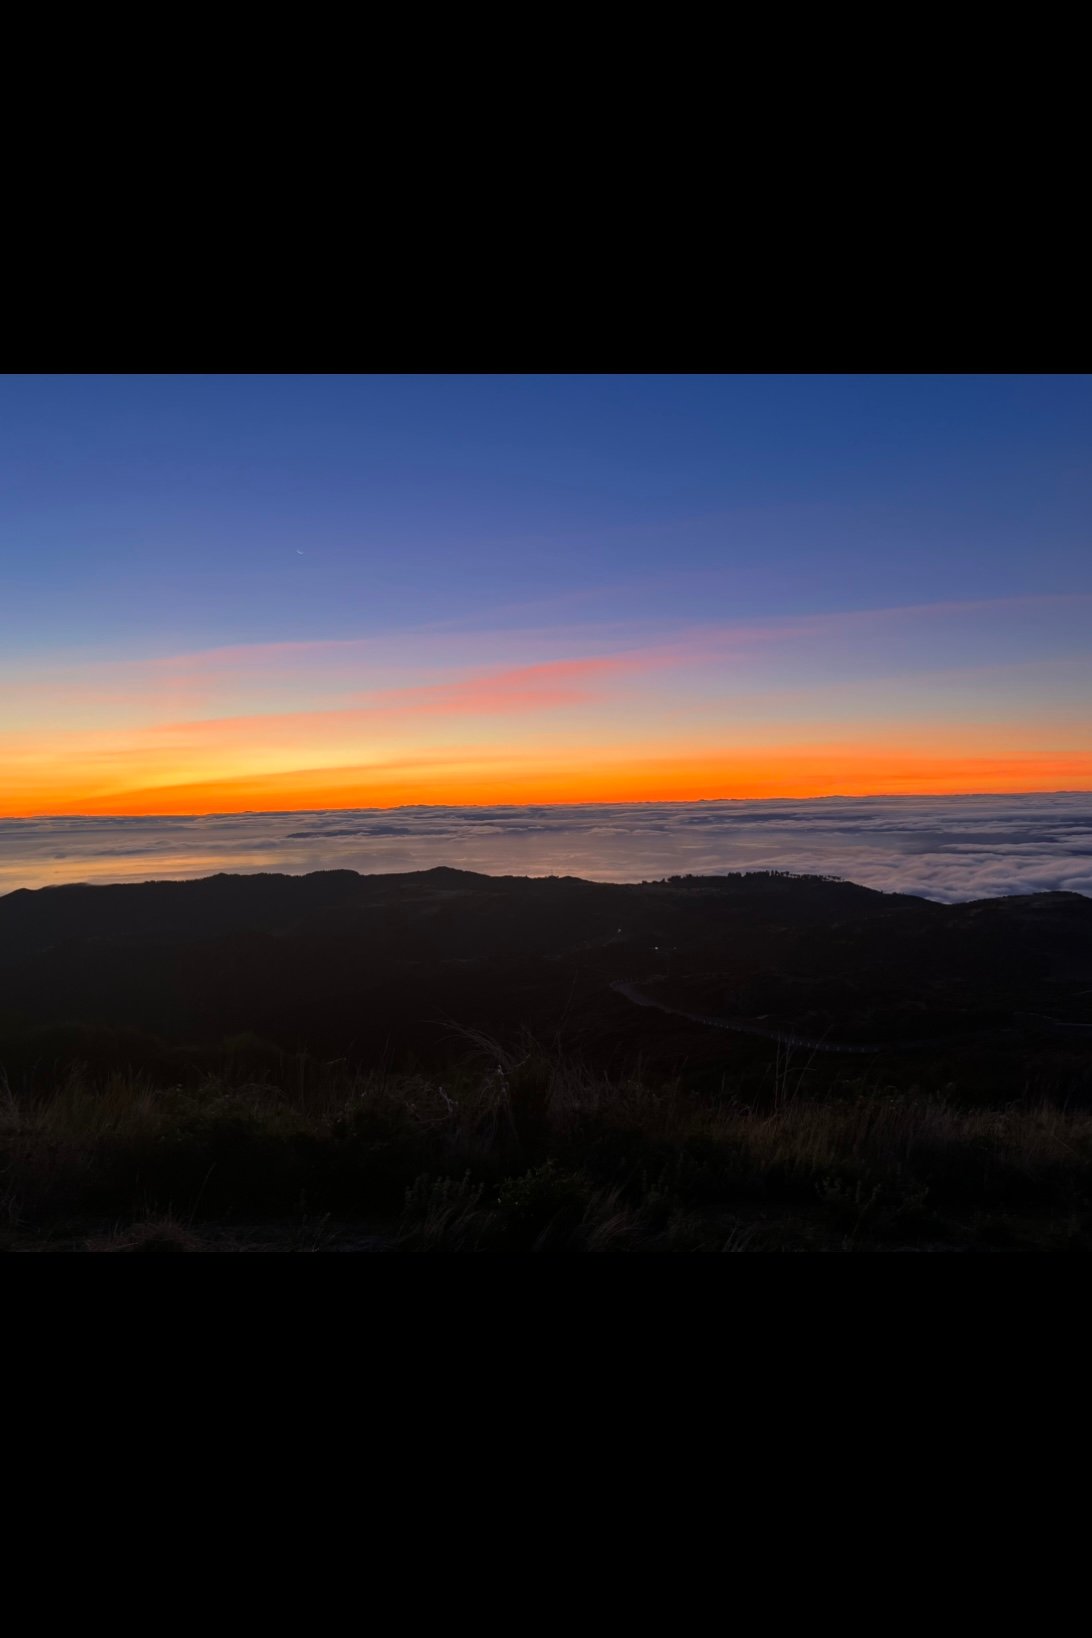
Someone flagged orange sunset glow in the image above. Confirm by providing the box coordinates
[5,592,1092,820]
[7,746,1092,819]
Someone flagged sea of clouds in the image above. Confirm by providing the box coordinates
[2,794,1092,902]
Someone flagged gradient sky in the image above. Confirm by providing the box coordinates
[2,373,1090,815]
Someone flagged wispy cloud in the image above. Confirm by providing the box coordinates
[355,651,673,715]
[4,593,1090,815]
[10,590,1088,695]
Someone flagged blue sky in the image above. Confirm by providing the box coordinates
[3,373,1089,657]
[2,375,1090,815]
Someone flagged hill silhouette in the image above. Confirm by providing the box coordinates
[1,868,1090,1089]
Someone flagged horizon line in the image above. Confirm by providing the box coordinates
[5,787,1092,822]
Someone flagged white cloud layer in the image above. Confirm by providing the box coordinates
[2,794,1091,902]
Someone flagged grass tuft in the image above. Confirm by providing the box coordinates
[3,1042,1092,1250]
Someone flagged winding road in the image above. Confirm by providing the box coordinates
[607,979,1057,1055]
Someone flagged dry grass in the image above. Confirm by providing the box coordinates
[87,1215,207,1253]
[2,1037,1092,1251]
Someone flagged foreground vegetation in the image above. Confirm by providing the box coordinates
[4,1032,1092,1252]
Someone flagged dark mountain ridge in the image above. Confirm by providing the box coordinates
[1,869,1090,1089]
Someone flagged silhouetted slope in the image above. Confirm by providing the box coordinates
[1,870,1090,1075]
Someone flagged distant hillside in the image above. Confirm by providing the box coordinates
[1,868,1090,1087]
